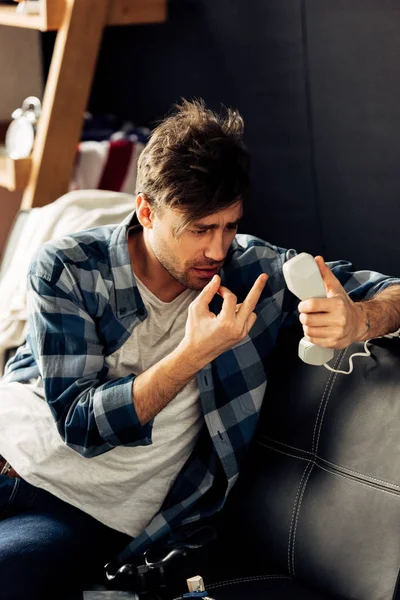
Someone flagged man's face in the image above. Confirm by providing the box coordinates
[149,201,243,291]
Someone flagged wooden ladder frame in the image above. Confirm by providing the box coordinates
[21,0,110,209]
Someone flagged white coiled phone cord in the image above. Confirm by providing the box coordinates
[322,328,400,376]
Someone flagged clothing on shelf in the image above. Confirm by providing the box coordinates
[69,114,149,194]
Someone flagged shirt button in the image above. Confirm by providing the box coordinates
[120,307,127,314]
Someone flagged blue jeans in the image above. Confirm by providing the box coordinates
[0,474,131,600]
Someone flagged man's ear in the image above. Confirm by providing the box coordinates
[136,194,155,229]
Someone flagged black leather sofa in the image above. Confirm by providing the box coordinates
[82,324,400,600]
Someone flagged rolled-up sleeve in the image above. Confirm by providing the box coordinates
[280,251,400,328]
[327,260,400,301]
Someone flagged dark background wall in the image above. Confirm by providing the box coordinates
[44,0,400,276]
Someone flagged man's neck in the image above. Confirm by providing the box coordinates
[128,230,186,303]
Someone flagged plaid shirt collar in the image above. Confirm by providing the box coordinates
[108,210,145,319]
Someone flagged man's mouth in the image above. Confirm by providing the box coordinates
[191,266,221,278]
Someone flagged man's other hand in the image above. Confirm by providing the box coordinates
[298,256,365,349]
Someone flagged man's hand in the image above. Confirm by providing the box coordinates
[182,273,268,367]
[298,256,366,349]
[133,273,268,425]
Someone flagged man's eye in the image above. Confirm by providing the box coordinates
[192,230,207,235]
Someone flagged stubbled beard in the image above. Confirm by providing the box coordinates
[152,245,222,290]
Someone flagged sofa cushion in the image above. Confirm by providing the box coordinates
[224,325,400,599]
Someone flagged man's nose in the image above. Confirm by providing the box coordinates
[204,235,226,262]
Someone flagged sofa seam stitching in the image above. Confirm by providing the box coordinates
[207,574,292,590]
[311,365,337,452]
[291,462,314,576]
[314,351,348,454]
[258,441,400,491]
[316,464,400,499]
[287,462,312,574]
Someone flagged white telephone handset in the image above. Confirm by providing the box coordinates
[283,252,334,366]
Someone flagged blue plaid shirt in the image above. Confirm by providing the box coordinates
[2,211,399,560]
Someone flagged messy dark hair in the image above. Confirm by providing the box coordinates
[136,98,250,234]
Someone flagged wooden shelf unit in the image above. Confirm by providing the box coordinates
[0,5,45,30]
[0,152,31,192]
[0,0,166,31]
[0,0,166,208]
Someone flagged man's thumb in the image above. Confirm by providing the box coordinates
[315,256,343,296]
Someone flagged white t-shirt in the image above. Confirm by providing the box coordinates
[0,276,202,537]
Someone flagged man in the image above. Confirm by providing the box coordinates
[0,99,399,599]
